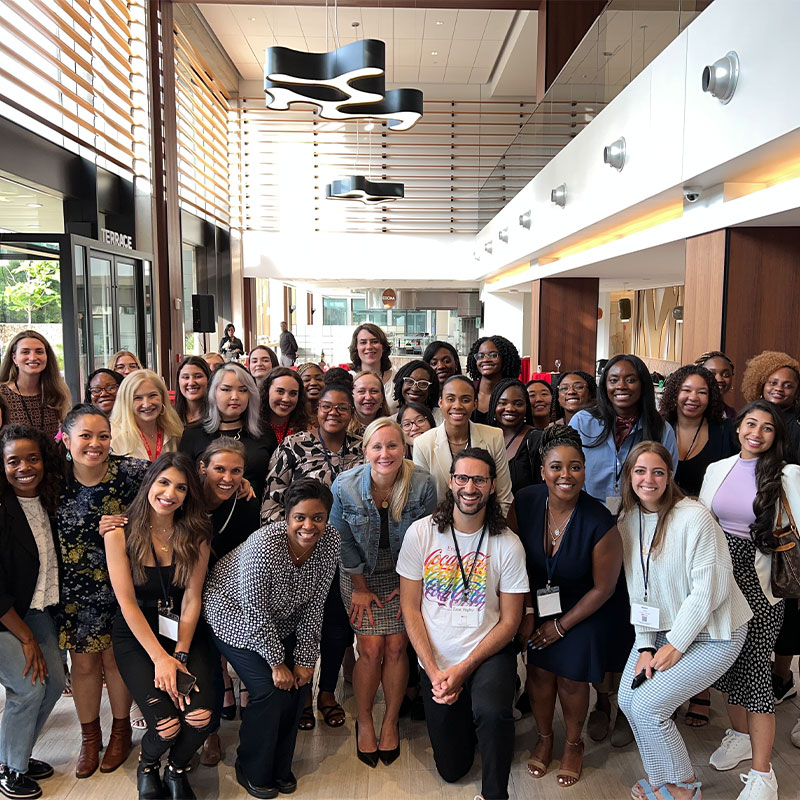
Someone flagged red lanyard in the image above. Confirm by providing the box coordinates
[140,428,163,461]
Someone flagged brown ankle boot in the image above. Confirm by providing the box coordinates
[76,717,103,778]
[100,716,132,773]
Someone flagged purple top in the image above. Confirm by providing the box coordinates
[712,456,758,539]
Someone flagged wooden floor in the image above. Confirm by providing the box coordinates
[3,661,800,799]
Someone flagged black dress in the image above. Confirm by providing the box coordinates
[674,419,735,497]
[507,429,544,495]
[179,424,278,500]
[515,484,630,682]
[208,495,261,568]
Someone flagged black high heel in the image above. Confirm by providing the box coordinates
[378,723,400,766]
[221,685,237,721]
[355,722,379,768]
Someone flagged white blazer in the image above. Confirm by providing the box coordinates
[412,420,513,515]
[699,456,800,606]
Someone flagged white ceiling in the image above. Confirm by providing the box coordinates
[0,175,64,235]
[198,4,522,85]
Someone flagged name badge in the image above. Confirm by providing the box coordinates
[451,605,481,628]
[605,496,622,514]
[630,602,660,629]
[158,609,180,641]
[536,586,562,617]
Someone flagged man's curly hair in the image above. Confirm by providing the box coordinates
[466,335,521,382]
[741,350,800,410]
[658,365,725,425]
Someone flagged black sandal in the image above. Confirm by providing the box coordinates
[299,702,316,731]
[319,701,346,728]
[684,694,710,727]
[221,686,237,721]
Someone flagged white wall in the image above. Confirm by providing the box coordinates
[478,289,526,354]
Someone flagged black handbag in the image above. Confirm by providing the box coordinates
[771,489,800,598]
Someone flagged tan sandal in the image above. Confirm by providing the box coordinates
[527,732,553,778]
[557,739,584,787]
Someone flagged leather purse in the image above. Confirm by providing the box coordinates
[771,489,800,598]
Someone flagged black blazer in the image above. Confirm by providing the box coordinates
[0,488,60,633]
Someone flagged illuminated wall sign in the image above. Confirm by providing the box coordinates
[382,288,397,308]
[100,228,133,249]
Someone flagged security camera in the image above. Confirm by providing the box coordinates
[683,186,702,203]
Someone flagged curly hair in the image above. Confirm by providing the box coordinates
[486,378,533,428]
[741,351,800,411]
[392,359,439,409]
[323,367,354,393]
[550,370,597,422]
[466,336,521,383]
[432,447,507,536]
[349,323,392,374]
[259,366,310,433]
[0,424,62,513]
[695,350,735,375]
[658,365,725,425]
[539,423,585,462]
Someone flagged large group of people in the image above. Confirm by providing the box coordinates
[1,324,799,800]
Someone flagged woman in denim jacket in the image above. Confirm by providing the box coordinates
[330,418,437,767]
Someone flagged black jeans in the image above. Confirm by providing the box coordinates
[420,645,517,800]
[212,633,309,788]
[112,617,217,768]
[319,569,354,694]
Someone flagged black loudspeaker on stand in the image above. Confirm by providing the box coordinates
[192,294,215,332]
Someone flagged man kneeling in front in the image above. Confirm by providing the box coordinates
[397,447,528,800]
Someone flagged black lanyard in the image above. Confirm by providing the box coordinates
[150,543,173,611]
[317,428,346,476]
[613,425,642,492]
[450,525,486,602]
[16,383,45,430]
[543,496,577,587]
[637,508,657,602]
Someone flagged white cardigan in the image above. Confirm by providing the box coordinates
[412,420,513,515]
[618,498,752,652]
[699,455,800,606]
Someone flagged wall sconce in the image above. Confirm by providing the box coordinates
[498,228,509,243]
[702,51,739,104]
[603,136,626,171]
[672,305,684,323]
[518,210,531,229]
[550,183,567,208]
[484,241,493,255]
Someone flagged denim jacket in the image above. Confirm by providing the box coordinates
[329,463,438,576]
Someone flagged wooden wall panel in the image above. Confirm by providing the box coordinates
[724,227,800,408]
[535,277,598,373]
[544,0,606,89]
[681,229,725,364]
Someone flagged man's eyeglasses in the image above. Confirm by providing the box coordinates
[90,384,119,397]
[402,377,432,391]
[451,473,491,487]
[475,352,500,362]
[319,402,351,414]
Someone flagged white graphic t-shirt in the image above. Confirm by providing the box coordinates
[396,514,529,670]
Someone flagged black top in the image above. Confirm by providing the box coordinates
[508,428,544,495]
[279,330,298,359]
[0,488,60,632]
[378,506,390,550]
[219,335,244,356]
[208,494,261,568]
[674,419,736,497]
[782,408,800,465]
[179,424,278,500]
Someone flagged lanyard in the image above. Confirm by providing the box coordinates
[613,425,641,493]
[505,428,523,451]
[15,383,45,430]
[317,428,346,477]
[139,428,163,462]
[450,525,486,602]
[637,507,657,602]
[149,542,172,610]
[543,496,577,587]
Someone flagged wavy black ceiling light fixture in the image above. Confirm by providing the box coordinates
[263,0,423,131]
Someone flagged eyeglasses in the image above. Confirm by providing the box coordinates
[90,384,119,397]
[475,351,500,361]
[558,382,587,394]
[402,377,432,391]
[319,402,351,414]
[400,417,428,431]
[451,473,491,487]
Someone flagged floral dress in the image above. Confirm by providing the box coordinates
[55,456,148,652]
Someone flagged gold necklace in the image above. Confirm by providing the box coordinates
[371,481,394,509]
[287,538,312,563]
[150,525,174,552]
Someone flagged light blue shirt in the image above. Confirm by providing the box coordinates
[569,410,679,503]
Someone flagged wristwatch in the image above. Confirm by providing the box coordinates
[173,651,189,664]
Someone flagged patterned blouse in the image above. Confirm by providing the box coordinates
[203,521,340,667]
[261,430,363,523]
[0,383,62,439]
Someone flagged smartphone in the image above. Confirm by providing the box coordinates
[175,670,197,696]
[631,667,656,689]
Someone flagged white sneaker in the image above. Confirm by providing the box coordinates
[736,769,778,800]
[709,728,752,771]
[791,716,800,748]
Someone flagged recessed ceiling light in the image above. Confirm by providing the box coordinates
[26,202,43,208]
[436,20,444,26]
[431,51,438,56]
[249,17,256,22]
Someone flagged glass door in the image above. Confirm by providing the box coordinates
[89,253,115,370]
[115,258,139,356]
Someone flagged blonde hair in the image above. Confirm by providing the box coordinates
[108,350,143,372]
[349,371,390,434]
[362,417,415,523]
[109,369,184,457]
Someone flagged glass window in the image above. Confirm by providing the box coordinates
[406,311,427,334]
[323,297,348,326]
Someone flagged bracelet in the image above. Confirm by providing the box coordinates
[553,619,566,638]
[524,606,535,616]
[637,647,656,655]
[173,651,189,664]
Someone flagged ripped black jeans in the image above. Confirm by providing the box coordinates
[112,615,217,768]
